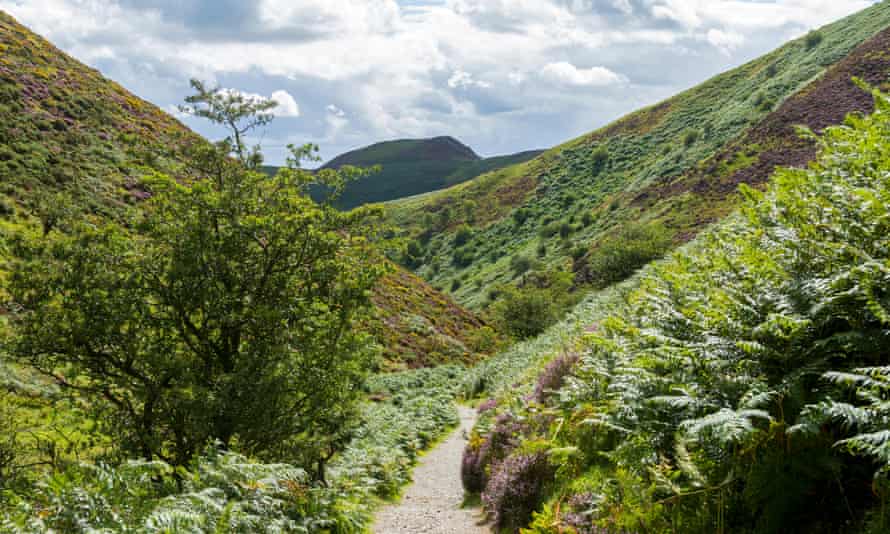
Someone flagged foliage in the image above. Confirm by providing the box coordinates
[5,81,387,467]
[464,90,890,533]
[575,222,671,289]
[385,2,890,309]
[482,449,555,532]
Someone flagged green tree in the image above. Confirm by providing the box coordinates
[6,80,388,469]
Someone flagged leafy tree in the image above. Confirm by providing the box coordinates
[5,80,388,468]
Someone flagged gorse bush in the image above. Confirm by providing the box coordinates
[467,88,890,533]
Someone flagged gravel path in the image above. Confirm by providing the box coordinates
[373,405,489,533]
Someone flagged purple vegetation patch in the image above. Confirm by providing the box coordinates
[533,353,579,403]
[482,451,555,532]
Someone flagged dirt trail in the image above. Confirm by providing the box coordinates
[373,405,489,533]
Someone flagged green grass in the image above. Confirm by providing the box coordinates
[385,1,890,310]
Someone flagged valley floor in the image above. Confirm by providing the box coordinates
[373,405,488,533]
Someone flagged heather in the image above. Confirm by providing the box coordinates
[464,91,890,532]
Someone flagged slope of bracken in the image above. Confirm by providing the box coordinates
[385,1,890,310]
[0,10,488,367]
[630,25,890,235]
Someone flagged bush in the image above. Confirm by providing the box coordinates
[510,254,533,276]
[682,129,700,148]
[482,450,555,532]
[532,353,579,403]
[462,413,528,494]
[558,222,573,239]
[453,224,474,247]
[492,287,557,339]
[450,278,462,292]
[539,221,561,238]
[536,243,547,258]
[576,222,671,289]
[513,208,531,226]
[453,246,474,267]
[805,30,824,50]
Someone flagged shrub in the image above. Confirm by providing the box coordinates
[450,279,462,292]
[462,413,528,494]
[682,129,700,148]
[591,146,609,171]
[0,198,14,217]
[482,450,555,532]
[539,221,561,238]
[453,246,474,267]
[576,222,671,289]
[513,208,531,226]
[492,287,556,339]
[581,211,595,227]
[537,243,547,258]
[468,326,501,354]
[510,254,533,276]
[559,222,573,239]
[805,30,824,50]
[454,224,474,247]
[533,353,580,403]
[402,238,424,268]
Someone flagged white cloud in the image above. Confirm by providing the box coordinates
[218,88,300,117]
[0,0,880,163]
[327,104,346,117]
[707,28,745,55]
[540,62,626,87]
[270,90,301,117]
[448,69,492,89]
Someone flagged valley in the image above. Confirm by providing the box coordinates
[3,2,890,533]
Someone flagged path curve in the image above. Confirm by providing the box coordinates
[373,405,489,534]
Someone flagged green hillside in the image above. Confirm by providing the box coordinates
[0,10,495,369]
[461,87,890,533]
[302,136,542,209]
[387,1,890,310]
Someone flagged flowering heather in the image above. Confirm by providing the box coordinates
[482,451,554,532]
[461,413,528,494]
[533,353,579,403]
[562,492,630,534]
[477,397,498,414]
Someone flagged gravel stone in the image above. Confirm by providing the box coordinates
[373,405,489,533]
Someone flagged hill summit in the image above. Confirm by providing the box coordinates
[308,136,543,209]
[324,136,480,168]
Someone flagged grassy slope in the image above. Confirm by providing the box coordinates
[386,1,890,309]
[0,9,493,369]
[302,136,542,209]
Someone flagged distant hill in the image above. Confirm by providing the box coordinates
[387,1,890,309]
[297,137,543,209]
[0,9,495,368]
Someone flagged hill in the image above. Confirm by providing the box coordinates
[387,1,890,310]
[0,9,493,369]
[303,137,542,209]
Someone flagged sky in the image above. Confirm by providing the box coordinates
[1,0,880,165]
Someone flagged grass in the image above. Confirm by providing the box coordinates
[384,1,890,310]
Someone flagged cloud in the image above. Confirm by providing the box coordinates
[448,69,492,89]
[540,62,626,87]
[327,104,346,117]
[707,28,745,55]
[0,0,879,163]
[218,88,300,117]
[270,90,301,117]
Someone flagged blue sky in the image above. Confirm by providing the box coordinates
[1,0,879,165]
